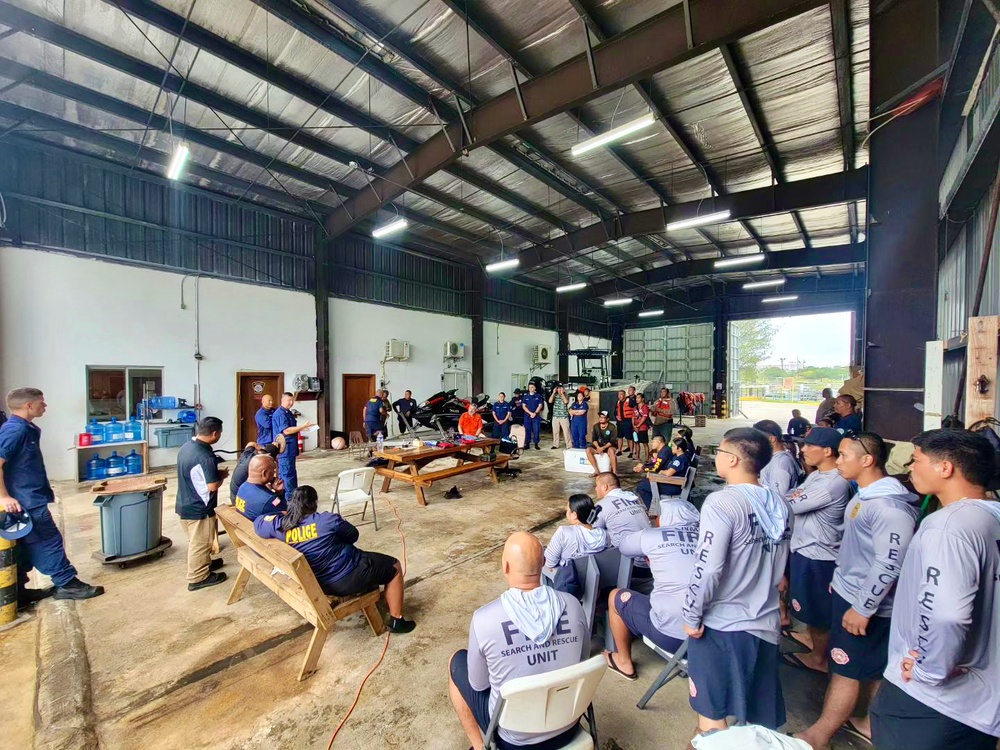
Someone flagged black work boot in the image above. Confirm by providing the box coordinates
[188,571,227,591]
[53,578,105,600]
[18,586,55,609]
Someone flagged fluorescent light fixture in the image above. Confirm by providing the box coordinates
[571,113,656,156]
[638,309,664,318]
[555,282,587,293]
[485,257,520,273]
[166,143,190,181]
[742,279,785,290]
[603,297,633,307]
[667,210,731,232]
[761,295,799,304]
[371,217,408,239]
[714,254,766,269]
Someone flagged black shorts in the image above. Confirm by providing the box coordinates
[687,627,785,729]
[634,430,649,444]
[613,589,683,654]
[322,551,398,598]
[870,681,998,750]
[618,419,632,438]
[449,650,578,750]
[789,552,836,628]
[828,592,891,680]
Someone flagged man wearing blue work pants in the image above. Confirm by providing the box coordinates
[521,382,544,450]
[271,392,313,501]
[0,388,104,608]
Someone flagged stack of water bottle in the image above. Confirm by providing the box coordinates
[84,416,145,480]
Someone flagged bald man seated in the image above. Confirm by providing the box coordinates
[449,532,589,750]
[234,455,287,521]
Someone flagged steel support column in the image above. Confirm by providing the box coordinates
[557,305,571,383]
[471,270,485,396]
[864,0,939,439]
[714,300,728,418]
[315,231,331,449]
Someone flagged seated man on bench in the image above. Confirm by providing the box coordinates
[254,485,415,633]
[235,455,286,521]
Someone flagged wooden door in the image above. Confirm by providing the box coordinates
[343,374,376,436]
[237,372,283,447]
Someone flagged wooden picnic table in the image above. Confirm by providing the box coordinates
[374,439,510,506]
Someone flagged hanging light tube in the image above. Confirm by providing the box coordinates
[638,309,664,317]
[666,210,731,232]
[371,217,408,239]
[761,295,799,303]
[742,278,785,290]
[166,143,190,181]
[571,113,656,156]
[714,253,766,269]
[555,282,587,293]
[485,257,520,273]
[603,297,633,307]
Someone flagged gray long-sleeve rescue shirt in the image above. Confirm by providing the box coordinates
[831,476,920,618]
[787,468,852,561]
[884,500,1000,738]
[760,450,801,499]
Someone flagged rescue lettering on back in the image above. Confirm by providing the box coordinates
[285,523,318,545]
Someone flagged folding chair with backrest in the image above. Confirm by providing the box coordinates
[331,467,378,530]
[636,638,689,709]
[574,555,600,638]
[602,552,635,652]
[482,655,607,750]
[647,465,697,518]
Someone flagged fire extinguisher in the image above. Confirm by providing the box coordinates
[297,433,305,454]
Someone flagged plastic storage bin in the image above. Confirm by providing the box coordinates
[154,425,194,448]
[93,486,164,558]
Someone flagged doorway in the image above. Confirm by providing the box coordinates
[343,374,376,436]
[237,372,283,447]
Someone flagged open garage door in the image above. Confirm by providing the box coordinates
[728,322,743,419]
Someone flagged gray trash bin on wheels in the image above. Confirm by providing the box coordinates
[91,476,172,568]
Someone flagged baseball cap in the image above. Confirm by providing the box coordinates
[803,427,842,450]
[598,410,610,418]
[0,510,33,540]
[753,420,783,438]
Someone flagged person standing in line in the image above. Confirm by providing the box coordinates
[833,395,863,436]
[650,387,675,443]
[870,430,1000,750]
[362,391,386,442]
[491,392,512,440]
[0,388,104,605]
[632,393,651,462]
[795,432,919,749]
[175,417,228,591]
[521,382,544,451]
[788,409,810,438]
[755,420,801,499]
[272,392,313,501]
[255,393,275,445]
[816,388,837,425]
[625,386,639,456]
[568,391,589,449]
[392,390,418,435]
[614,390,631,457]
[548,384,571,450]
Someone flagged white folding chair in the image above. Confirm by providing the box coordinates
[636,638,689,709]
[330,467,378,530]
[482,655,607,750]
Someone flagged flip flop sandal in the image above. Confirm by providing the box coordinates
[604,651,637,681]
[780,651,828,675]
[782,628,811,651]
[840,721,873,745]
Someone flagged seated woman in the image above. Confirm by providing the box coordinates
[254,486,416,633]
[676,425,696,458]
[543,494,610,597]
[634,436,690,511]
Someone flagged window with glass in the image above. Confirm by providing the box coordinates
[86,366,163,421]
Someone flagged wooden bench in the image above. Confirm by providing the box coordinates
[646,466,697,517]
[216,505,385,681]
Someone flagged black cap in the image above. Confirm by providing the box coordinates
[598,410,610,418]
[753,420,783,438]
[803,427,843,450]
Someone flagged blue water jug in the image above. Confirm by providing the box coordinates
[106,451,126,477]
[151,396,180,410]
[124,416,144,442]
[125,450,143,476]
[87,419,106,445]
[105,417,125,443]
[86,454,107,481]
[177,409,197,424]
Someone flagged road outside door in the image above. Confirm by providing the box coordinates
[238,372,283,447]
[343,374,376,436]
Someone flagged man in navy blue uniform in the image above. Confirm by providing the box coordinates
[491,392,512,440]
[255,393,275,445]
[0,388,103,605]
[271,392,313,501]
[392,390,418,434]
[521,382,544,450]
[363,391,387,441]
[234,455,286,521]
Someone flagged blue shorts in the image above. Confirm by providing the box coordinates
[687,628,785,729]
[790,552,836,628]
[618,419,632,439]
[449,650,578,750]
[614,589,683,654]
[870,682,997,750]
[828,592,891,680]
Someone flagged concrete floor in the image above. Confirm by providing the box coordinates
[4,420,871,750]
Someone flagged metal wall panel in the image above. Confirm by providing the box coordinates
[965,181,1000,318]
[484,278,556,330]
[624,322,714,393]
[1,143,315,290]
[937,228,967,340]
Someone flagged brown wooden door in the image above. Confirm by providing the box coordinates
[343,374,376,436]
[238,373,283,447]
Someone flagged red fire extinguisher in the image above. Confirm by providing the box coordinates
[297,433,305,454]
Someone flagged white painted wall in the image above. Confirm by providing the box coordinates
[483,323,558,399]
[0,247,318,480]
[327,298,472,431]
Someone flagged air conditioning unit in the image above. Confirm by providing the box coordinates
[443,341,466,359]
[385,339,410,361]
[533,344,552,365]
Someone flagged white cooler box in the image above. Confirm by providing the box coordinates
[563,449,610,474]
